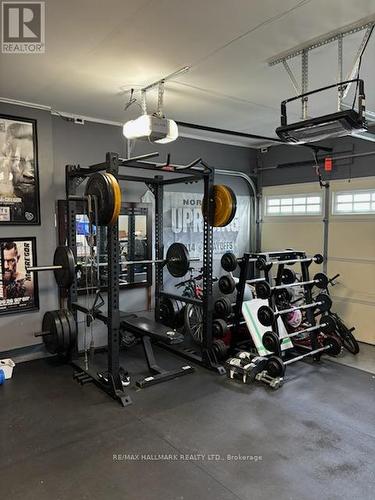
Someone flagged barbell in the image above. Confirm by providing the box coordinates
[213,318,247,338]
[218,275,266,295]
[262,315,336,353]
[255,272,329,299]
[27,243,200,288]
[220,252,259,272]
[265,335,343,378]
[257,293,332,327]
[256,253,324,271]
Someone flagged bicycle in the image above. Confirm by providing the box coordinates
[175,268,217,345]
[319,274,360,355]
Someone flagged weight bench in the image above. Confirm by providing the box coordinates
[119,313,194,388]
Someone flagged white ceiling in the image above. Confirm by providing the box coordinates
[1,0,375,146]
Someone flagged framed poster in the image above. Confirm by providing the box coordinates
[0,237,39,315]
[0,114,40,224]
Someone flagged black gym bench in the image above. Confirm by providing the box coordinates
[119,313,195,388]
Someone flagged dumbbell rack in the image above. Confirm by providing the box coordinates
[232,250,321,359]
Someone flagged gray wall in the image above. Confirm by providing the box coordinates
[0,103,256,354]
[258,129,375,187]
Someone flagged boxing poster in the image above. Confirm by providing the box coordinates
[0,115,40,224]
[0,238,39,315]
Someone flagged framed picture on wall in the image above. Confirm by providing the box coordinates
[0,237,39,315]
[0,114,40,225]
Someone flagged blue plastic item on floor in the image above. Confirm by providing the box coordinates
[0,369,5,385]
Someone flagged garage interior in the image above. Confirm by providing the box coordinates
[1,1,375,499]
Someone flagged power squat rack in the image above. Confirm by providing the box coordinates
[64,151,222,406]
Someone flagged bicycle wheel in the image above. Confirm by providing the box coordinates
[331,313,360,355]
[184,303,203,345]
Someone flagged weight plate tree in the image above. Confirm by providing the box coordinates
[202,184,237,227]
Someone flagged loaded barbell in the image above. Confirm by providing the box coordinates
[261,315,336,353]
[256,253,324,271]
[265,335,343,378]
[255,272,329,299]
[257,293,332,327]
[27,243,200,288]
[213,318,247,338]
[218,275,266,295]
[221,252,259,272]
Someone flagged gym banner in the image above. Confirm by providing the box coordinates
[0,237,39,315]
[0,115,40,224]
[163,192,251,274]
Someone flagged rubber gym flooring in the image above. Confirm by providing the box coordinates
[1,345,374,500]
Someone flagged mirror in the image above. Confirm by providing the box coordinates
[57,201,152,292]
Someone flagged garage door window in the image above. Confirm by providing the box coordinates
[265,194,322,216]
[333,190,375,214]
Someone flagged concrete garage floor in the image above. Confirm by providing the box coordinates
[0,346,374,500]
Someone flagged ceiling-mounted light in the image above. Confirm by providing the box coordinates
[123,114,178,143]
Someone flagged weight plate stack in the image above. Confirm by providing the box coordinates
[213,319,228,339]
[266,356,285,378]
[159,297,184,328]
[214,297,233,318]
[262,331,279,353]
[316,293,332,313]
[221,252,238,272]
[323,335,342,356]
[202,184,237,227]
[255,281,271,300]
[85,172,121,226]
[281,268,296,285]
[53,246,75,288]
[218,275,236,295]
[166,242,190,278]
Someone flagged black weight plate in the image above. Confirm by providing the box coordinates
[323,335,342,356]
[266,356,285,378]
[314,272,328,289]
[159,297,184,328]
[58,310,71,353]
[166,243,190,278]
[214,297,233,318]
[256,257,267,271]
[319,315,336,334]
[42,311,58,354]
[221,252,237,272]
[316,293,332,313]
[257,305,275,327]
[274,287,292,306]
[212,339,229,360]
[213,319,228,339]
[281,268,296,285]
[85,172,114,226]
[262,331,279,353]
[218,275,236,295]
[62,309,77,350]
[314,253,324,264]
[255,281,271,299]
[51,310,66,354]
[53,246,75,289]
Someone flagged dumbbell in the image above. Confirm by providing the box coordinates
[257,293,332,327]
[265,334,342,378]
[261,315,336,353]
[256,253,324,271]
[213,318,247,338]
[221,252,258,272]
[255,272,329,300]
[218,275,266,295]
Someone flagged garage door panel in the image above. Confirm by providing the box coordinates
[328,260,375,303]
[262,221,323,256]
[331,299,375,344]
[329,220,375,259]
